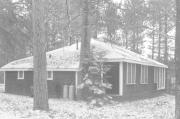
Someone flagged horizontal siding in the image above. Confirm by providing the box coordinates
[5,71,75,98]
[123,62,157,97]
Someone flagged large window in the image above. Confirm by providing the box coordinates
[140,65,148,84]
[154,67,165,90]
[126,63,136,84]
[18,71,24,80]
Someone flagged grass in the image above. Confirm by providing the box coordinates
[0,92,175,119]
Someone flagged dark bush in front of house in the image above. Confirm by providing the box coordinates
[79,61,112,106]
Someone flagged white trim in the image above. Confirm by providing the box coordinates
[47,71,53,80]
[17,71,24,80]
[75,71,78,95]
[0,68,80,71]
[119,62,123,96]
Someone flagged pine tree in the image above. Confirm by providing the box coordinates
[77,0,90,99]
[32,0,49,111]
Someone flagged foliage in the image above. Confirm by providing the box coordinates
[78,57,112,107]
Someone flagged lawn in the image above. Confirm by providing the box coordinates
[0,93,174,119]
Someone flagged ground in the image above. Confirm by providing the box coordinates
[0,92,174,119]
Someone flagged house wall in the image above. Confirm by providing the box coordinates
[5,71,75,98]
[123,62,157,97]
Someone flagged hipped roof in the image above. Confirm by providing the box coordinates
[0,39,167,71]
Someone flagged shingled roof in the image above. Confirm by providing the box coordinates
[0,39,167,71]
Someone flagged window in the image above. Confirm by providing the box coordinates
[154,68,159,83]
[18,71,24,80]
[140,65,148,84]
[154,67,165,90]
[126,63,136,84]
[47,71,53,80]
[2,72,5,84]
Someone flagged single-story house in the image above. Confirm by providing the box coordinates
[0,39,168,98]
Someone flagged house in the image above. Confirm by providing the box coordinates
[0,39,168,98]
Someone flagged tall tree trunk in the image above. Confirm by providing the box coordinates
[125,30,128,49]
[136,22,139,53]
[152,29,155,59]
[132,28,136,51]
[77,0,90,99]
[152,16,155,59]
[164,12,168,63]
[158,17,162,61]
[93,0,100,39]
[175,0,180,118]
[66,0,72,45]
[32,0,49,111]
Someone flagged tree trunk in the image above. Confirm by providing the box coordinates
[158,17,162,61]
[66,0,72,45]
[125,30,128,49]
[152,18,155,59]
[32,0,49,111]
[164,12,168,63]
[175,0,180,118]
[132,28,136,51]
[77,0,90,99]
[93,0,100,39]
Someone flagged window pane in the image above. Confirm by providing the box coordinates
[18,71,24,79]
[146,67,148,83]
[154,68,158,83]
[132,64,134,83]
[164,69,165,88]
[128,64,131,83]
[48,71,52,78]
[141,66,148,84]
[19,71,23,77]
[127,63,132,84]
[141,66,144,83]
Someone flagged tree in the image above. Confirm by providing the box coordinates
[162,0,175,63]
[79,60,112,106]
[32,0,49,111]
[77,0,90,99]
[175,0,180,118]
[120,0,148,53]
[0,0,32,64]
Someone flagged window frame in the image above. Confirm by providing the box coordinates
[17,71,24,80]
[140,65,148,84]
[126,63,136,85]
[47,71,53,80]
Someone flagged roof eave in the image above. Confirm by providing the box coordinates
[0,68,80,72]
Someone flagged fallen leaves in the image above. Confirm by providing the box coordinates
[0,93,175,119]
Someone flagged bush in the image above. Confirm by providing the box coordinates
[79,61,112,107]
